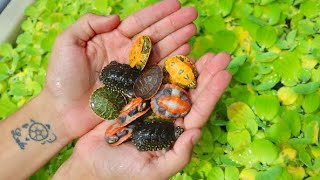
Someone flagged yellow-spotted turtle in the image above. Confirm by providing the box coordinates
[132,120,184,151]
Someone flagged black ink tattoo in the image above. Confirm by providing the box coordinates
[11,128,27,150]
[11,119,57,150]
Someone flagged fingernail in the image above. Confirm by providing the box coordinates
[192,133,201,145]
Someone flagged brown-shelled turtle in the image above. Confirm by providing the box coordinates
[133,65,163,100]
[90,86,128,120]
[129,35,152,71]
[132,120,184,151]
[99,61,140,97]
[151,84,192,120]
[105,97,150,146]
[164,55,198,89]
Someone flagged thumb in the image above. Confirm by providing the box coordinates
[60,13,120,45]
[155,128,201,178]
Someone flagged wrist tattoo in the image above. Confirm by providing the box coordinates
[11,119,57,150]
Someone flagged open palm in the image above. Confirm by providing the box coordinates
[54,51,231,179]
[45,0,199,139]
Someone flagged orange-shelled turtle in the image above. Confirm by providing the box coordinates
[129,35,152,71]
[164,55,198,89]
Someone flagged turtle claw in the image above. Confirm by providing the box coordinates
[105,126,134,146]
[105,135,119,144]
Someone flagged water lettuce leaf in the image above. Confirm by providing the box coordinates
[225,166,239,180]
[266,120,291,144]
[253,94,279,121]
[0,94,17,118]
[251,139,279,164]
[292,82,320,95]
[227,129,251,149]
[302,93,320,113]
[227,102,258,135]
[255,26,277,48]
[282,110,301,137]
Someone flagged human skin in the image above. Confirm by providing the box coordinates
[0,0,231,179]
[52,52,231,180]
[52,0,231,179]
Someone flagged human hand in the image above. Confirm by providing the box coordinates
[53,52,232,180]
[44,0,198,139]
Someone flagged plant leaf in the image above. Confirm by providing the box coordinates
[253,94,279,121]
[227,129,251,149]
[293,82,320,95]
[227,102,258,135]
[302,93,320,113]
[225,166,239,180]
[255,26,277,48]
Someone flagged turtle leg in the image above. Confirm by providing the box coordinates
[174,126,184,139]
[105,121,123,136]
[105,135,119,144]
[105,127,134,146]
[117,107,150,126]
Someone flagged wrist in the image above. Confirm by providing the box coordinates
[0,89,74,179]
[42,86,102,140]
[35,89,73,145]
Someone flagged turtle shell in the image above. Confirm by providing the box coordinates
[164,55,198,89]
[132,120,184,151]
[151,84,191,120]
[99,61,140,97]
[90,86,127,120]
[129,35,152,71]
[136,111,160,122]
[133,65,163,100]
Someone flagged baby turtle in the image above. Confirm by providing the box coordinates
[133,65,163,100]
[99,61,140,97]
[129,35,152,71]
[90,86,127,120]
[151,84,191,120]
[132,120,184,151]
[164,55,198,89]
[105,97,150,145]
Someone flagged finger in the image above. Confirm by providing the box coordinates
[195,52,215,72]
[118,0,181,38]
[154,43,191,66]
[60,14,120,45]
[185,70,232,129]
[154,129,201,178]
[190,52,231,98]
[150,23,197,64]
[174,118,184,128]
[87,119,118,138]
[168,43,191,57]
[137,7,197,43]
